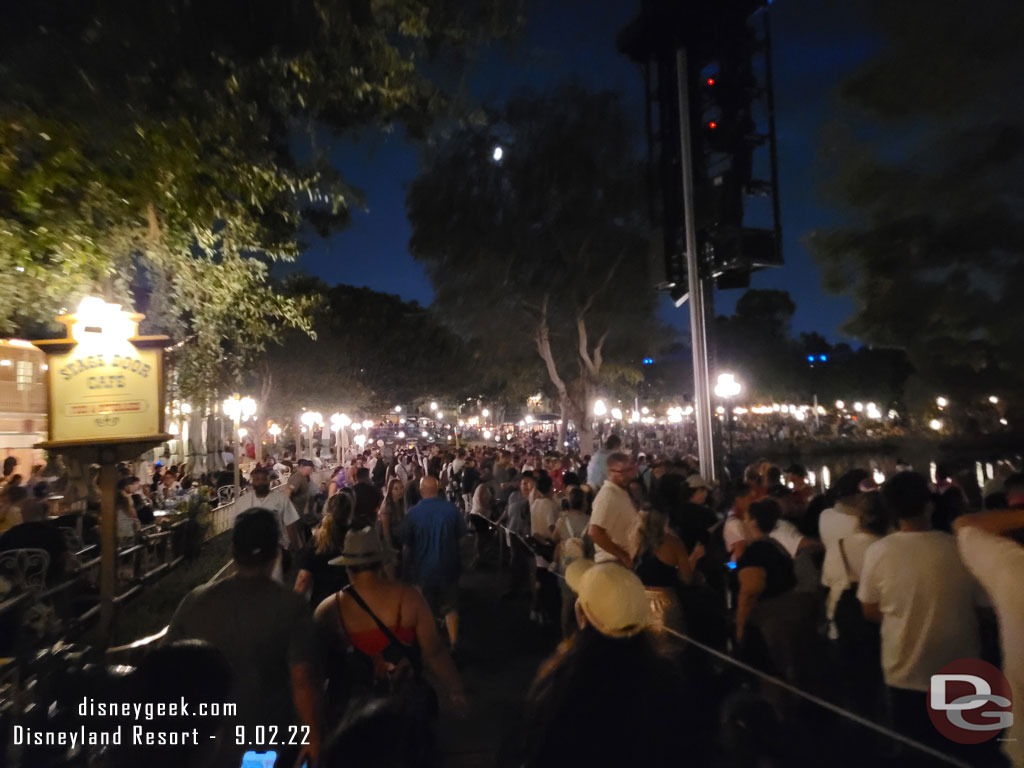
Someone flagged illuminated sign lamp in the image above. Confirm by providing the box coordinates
[32,296,170,449]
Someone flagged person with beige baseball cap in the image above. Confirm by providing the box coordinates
[565,559,651,637]
[520,560,691,767]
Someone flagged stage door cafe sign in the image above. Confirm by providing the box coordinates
[33,298,169,447]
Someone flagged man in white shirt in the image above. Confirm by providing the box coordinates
[529,472,561,623]
[955,509,1024,768]
[820,470,870,627]
[236,467,299,582]
[589,452,640,568]
[395,456,411,486]
[723,482,756,563]
[858,471,982,747]
[153,471,182,509]
[450,449,467,477]
[530,473,560,566]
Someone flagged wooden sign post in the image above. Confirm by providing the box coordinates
[33,297,170,647]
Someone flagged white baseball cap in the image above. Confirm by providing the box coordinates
[565,560,651,638]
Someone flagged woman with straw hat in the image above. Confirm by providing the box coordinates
[314,527,466,723]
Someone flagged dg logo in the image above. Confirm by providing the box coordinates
[929,659,1014,744]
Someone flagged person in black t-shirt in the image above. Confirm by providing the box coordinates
[735,499,796,642]
[652,473,717,552]
[460,458,480,498]
[351,468,382,530]
[405,464,424,509]
[370,451,387,489]
[734,499,825,686]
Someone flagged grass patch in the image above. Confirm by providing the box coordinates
[109,532,234,645]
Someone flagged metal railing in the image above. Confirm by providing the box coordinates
[467,510,983,768]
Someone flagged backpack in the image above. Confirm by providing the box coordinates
[558,514,589,572]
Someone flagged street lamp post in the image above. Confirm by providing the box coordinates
[300,411,322,460]
[593,399,608,444]
[330,412,351,463]
[714,373,742,458]
[223,394,257,500]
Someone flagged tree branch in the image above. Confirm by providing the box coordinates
[577,314,597,377]
[535,295,568,398]
[579,249,628,319]
[592,329,610,374]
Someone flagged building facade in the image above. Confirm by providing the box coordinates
[0,339,48,472]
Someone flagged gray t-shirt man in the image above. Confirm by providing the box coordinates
[165,576,318,733]
[288,467,312,521]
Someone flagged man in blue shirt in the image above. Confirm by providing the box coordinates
[404,475,467,651]
[587,434,622,490]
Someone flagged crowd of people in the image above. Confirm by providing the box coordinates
[112,434,1021,768]
[5,436,1023,767]
[0,456,57,536]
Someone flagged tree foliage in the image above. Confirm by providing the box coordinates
[714,289,911,406]
[406,85,660,445]
[807,0,1024,403]
[715,289,798,398]
[256,279,470,417]
[0,0,520,402]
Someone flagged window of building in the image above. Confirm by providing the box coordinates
[16,359,33,390]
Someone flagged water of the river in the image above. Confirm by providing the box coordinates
[756,443,1022,494]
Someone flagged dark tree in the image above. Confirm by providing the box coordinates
[715,289,800,399]
[407,85,661,449]
[256,280,471,417]
[807,0,1024,413]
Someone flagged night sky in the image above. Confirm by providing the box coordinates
[287,0,876,342]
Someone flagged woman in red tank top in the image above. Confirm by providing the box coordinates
[314,527,466,719]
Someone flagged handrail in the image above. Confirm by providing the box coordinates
[104,464,335,659]
[104,539,236,659]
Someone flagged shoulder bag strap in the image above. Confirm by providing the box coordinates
[334,591,350,642]
[343,585,408,651]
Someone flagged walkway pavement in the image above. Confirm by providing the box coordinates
[435,563,560,768]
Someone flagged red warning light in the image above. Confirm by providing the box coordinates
[708,121,718,130]
[706,77,715,86]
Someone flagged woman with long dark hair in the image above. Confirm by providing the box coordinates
[634,505,696,635]
[295,489,355,607]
